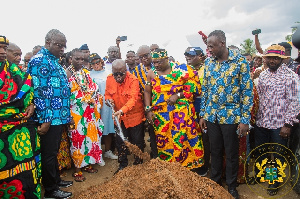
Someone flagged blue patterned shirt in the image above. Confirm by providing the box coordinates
[200,49,253,124]
[27,47,71,125]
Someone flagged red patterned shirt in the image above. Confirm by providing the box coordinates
[256,64,299,129]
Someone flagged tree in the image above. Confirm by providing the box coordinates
[240,38,256,56]
[286,21,300,42]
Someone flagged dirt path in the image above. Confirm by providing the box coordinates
[57,138,300,199]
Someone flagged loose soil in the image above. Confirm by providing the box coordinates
[58,138,300,199]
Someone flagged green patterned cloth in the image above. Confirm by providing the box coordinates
[0,60,41,199]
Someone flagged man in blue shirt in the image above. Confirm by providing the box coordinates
[199,30,253,199]
[28,29,73,199]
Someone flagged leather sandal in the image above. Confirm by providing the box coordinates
[72,171,86,182]
[82,165,98,173]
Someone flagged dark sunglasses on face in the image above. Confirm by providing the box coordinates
[91,60,101,65]
[139,53,150,59]
[23,59,30,63]
[113,72,126,77]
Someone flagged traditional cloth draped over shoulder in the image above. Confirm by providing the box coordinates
[0,60,42,198]
[68,68,103,168]
[151,62,204,169]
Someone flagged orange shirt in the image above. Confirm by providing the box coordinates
[105,72,145,128]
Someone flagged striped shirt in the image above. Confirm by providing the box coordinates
[256,64,299,129]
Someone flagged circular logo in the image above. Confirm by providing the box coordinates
[245,143,299,198]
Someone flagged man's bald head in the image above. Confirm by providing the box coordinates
[112,59,126,70]
[137,45,150,55]
[8,43,21,51]
[150,44,159,52]
[7,43,22,65]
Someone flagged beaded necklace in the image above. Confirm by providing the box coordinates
[67,65,96,104]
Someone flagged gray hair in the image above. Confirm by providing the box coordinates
[45,29,66,42]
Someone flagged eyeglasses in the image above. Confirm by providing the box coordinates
[91,60,101,65]
[23,59,30,63]
[53,42,67,49]
[139,53,150,59]
[113,72,126,77]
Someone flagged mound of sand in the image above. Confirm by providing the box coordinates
[75,159,233,199]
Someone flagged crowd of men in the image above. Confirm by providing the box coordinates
[0,27,300,199]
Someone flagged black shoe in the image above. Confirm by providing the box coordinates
[44,189,72,199]
[197,167,209,177]
[267,182,279,196]
[114,166,126,175]
[191,167,208,177]
[58,180,73,188]
[228,188,239,199]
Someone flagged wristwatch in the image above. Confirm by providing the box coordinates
[177,93,181,98]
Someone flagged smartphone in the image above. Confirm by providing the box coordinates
[198,31,207,39]
[119,36,127,41]
[252,29,261,35]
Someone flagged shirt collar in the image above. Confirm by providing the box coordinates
[40,47,59,60]
[210,48,237,62]
[267,63,287,74]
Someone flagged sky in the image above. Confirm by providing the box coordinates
[2,0,300,63]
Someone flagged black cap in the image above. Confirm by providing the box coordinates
[89,53,101,63]
[79,44,89,50]
[184,47,204,56]
[278,42,292,50]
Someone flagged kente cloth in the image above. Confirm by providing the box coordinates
[68,68,103,168]
[151,62,204,169]
[57,126,72,170]
[131,63,154,94]
[0,60,42,198]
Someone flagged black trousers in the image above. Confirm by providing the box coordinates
[202,130,210,169]
[40,124,63,193]
[148,124,158,158]
[116,121,145,168]
[206,121,239,189]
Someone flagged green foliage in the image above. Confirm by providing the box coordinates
[240,38,257,56]
[286,21,300,42]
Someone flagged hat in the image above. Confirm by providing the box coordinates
[263,45,289,59]
[89,53,101,62]
[79,44,89,50]
[184,47,204,56]
[151,49,168,59]
[278,42,292,50]
[0,35,9,45]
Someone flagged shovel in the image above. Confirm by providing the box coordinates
[106,100,150,162]
[106,100,127,141]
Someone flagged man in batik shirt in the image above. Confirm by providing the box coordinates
[199,30,253,199]
[27,29,73,199]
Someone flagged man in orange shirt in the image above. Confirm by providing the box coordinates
[105,59,145,173]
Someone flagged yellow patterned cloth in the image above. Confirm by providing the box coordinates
[151,62,204,169]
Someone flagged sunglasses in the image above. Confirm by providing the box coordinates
[139,53,150,59]
[91,60,101,65]
[113,72,126,77]
[23,59,30,63]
